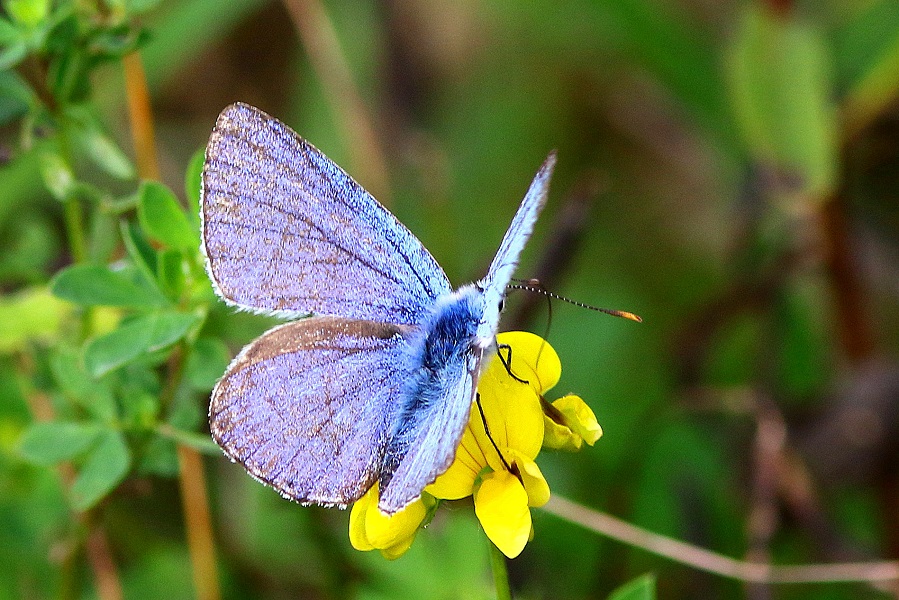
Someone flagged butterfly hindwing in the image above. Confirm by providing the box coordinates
[377,345,480,513]
[202,102,560,515]
[209,316,417,506]
[201,103,452,325]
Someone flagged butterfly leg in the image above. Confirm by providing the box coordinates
[496,343,529,384]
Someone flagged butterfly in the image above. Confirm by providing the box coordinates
[201,103,555,514]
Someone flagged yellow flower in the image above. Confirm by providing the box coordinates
[542,394,602,451]
[348,482,432,560]
[427,331,559,558]
[348,331,597,560]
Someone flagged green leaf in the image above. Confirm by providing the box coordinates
[184,336,230,390]
[833,0,899,93]
[39,151,75,201]
[157,425,222,456]
[121,219,161,289]
[157,248,186,299]
[0,17,18,44]
[0,70,33,124]
[0,286,70,352]
[0,39,26,70]
[726,6,837,196]
[136,435,178,477]
[19,421,102,466]
[775,276,831,400]
[127,0,164,13]
[47,38,89,103]
[51,263,167,308]
[88,23,145,59]
[836,1,899,136]
[138,181,198,251]
[6,0,50,28]
[185,147,204,229]
[70,430,131,511]
[119,390,159,429]
[608,574,656,600]
[79,127,136,180]
[84,310,199,377]
[49,347,117,422]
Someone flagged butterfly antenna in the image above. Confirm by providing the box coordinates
[509,278,643,323]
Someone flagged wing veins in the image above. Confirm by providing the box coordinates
[207,131,442,298]
[204,186,408,289]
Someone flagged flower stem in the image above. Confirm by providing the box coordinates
[488,538,513,600]
[123,49,220,600]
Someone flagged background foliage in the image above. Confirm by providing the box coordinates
[2,0,899,598]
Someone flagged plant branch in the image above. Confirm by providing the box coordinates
[543,495,899,585]
[123,52,161,180]
[178,445,221,600]
[281,0,390,203]
[123,50,220,600]
[17,357,123,600]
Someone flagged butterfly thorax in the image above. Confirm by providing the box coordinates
[419,285,485,372]
[377,285,486,498]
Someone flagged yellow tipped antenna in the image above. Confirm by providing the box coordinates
[509,278,643,323]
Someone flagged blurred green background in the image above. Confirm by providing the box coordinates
[2,0,899,598]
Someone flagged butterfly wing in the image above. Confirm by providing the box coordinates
[209,316,416,506]
[201,103,451,325]
[377,345,481,514]
[476,152,556,341]
[376,153,557,512]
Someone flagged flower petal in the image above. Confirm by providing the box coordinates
[509,450,550,507]
[496,331,561,394]
[349,486,375,551]
[365,495,428,550]
[379,535,416,561]
[551,394,602,446]
[542,414,583,451]
[427,426,482,499]
[474,470,531,558]
[349,483,428,559]
[429,333,558,500]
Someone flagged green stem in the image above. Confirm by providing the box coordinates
[63,197,88,263]
[488,538,512,600]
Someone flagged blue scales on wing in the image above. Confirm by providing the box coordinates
[476,152,556,342]
[202,101,560,516]
[209,316,417,506]
[201,103,451,326]
[377,288,485,513]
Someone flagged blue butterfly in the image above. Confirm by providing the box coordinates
[202,103,555,514]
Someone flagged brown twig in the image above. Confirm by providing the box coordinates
[178,445,222,600]
[819,194,874,363]
[744,400,786,600]
[18,356,123,600]
[123,50,221,600]
[543,494,899,585]
[84,522,124,600]
[281,0,391,203]
[123,52,161,180]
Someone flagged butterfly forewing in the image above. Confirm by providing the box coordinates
[476,152,556,341]
[201,103,452,325]
[202,102,560,516]
[209,316,417,506]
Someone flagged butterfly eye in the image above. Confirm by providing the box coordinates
[498,298,505,313]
